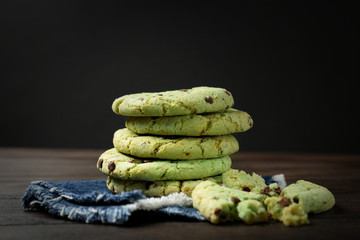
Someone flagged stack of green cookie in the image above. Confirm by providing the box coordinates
[96,86,253,197]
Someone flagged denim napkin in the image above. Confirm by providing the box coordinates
[22,174,286,225]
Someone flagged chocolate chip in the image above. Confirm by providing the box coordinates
[185,152,190,156]
[231,197,240,204]
[274,187,282,195]
[214,208,221,216]
[144,160,153,163]
[108,161,115,172]
[110,186,116,194]
[293,197,299,203]
[98,159,103,169]
[154,146,160,153]
[139,97,145,101]
[260,186,271,195]
[218,183,223,186]
[277,197,291,207]
[205,96,213,104]
[242,187,251,192]
[128,160,134,163]
[180,89,188,92]
[224,90,231,96]
[157,94,163,96]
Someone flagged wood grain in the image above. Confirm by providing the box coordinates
[0,148,359,240]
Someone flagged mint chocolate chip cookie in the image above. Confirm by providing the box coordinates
[113,128,239,160]
[112,86,234,116]
[264,180,335,226]
[192,181,268,224]
[222,169,267,193]
[125,108,253,136]
[106,175,222,197]
[97,148,232,181]
[275,180,335,214]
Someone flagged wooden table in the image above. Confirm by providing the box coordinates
[1,148,359,239]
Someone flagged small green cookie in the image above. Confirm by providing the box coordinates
[192,181,268,224]
[113,128,239,160]
[125,108,253,136]
[264,180,335,226]
[106,175,222,197]
[281,180,335,214]
[112,86,234,116]
[97,148,232,181]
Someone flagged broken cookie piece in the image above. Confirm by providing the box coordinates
[192,180,267,224]
[265,180,335,226]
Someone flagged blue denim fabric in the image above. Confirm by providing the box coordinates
[22,175,285,225]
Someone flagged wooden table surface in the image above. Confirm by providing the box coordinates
[1,148,359,240]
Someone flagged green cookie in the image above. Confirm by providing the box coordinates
[113,128,239,160]
[222,169,267,193]
[280,180,335,214]
[112,86,234,116]
[125,108,253,136]
[106,175,222,197]
[264,180,335,226]
[97,148,232,181]
[192,181,268,224]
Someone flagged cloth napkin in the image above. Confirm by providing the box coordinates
[22,174,286,225]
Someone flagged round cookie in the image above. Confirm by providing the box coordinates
[125,108,253,136]
[280,180,335,214]
[113,128,239,160]
[97,148,232,181]
[112,86,234,117]
[106,175,222,197]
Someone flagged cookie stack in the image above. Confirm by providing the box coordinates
[96,87,253,197]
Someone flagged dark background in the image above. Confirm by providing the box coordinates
[1,1,358,153]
